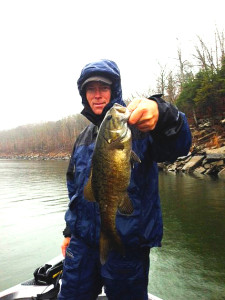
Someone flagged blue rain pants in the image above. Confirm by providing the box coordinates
[58,235,150,300]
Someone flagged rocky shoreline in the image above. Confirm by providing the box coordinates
[158,146,225,179]
[1,146,225,179]
[157,117,225,179]
[0,151,71,161]
[1,118,225,179]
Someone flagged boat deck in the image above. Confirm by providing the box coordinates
[0,255,163,300]
[0,284,162,300]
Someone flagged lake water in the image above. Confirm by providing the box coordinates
[0,160,224,300]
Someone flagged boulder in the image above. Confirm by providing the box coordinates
[204,165,218,175]
[211,160,224,167]
[193,167,206,174]
[182,155,204,173]
[205,153,225,161]
[218,168,225,179]
[206,146,225,154]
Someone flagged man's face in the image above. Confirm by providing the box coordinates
[85,81,111,115]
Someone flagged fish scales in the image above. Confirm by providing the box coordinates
[92,135,131,241]
[84,103,139,264]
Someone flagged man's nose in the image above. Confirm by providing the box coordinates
[94,88,101,97]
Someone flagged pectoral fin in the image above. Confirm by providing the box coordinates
[131,150,141,168]
[118,194,134,215]
[83,168,96,202]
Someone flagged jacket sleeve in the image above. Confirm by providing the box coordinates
[66,141,78,201]
[62,141,78,238]
[149,94,192,162]
[63,224,71,237]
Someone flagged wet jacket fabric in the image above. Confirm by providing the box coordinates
[58,59,192,299]
[64,59,191,249]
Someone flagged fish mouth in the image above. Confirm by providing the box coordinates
[102,103,131,144]
[113,104,131,121]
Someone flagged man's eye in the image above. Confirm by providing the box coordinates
[86,87,95,92]
[101,86,110,91]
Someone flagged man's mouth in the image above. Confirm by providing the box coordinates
[93,102,105,107]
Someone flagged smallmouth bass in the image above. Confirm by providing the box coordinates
[84,103,140,264]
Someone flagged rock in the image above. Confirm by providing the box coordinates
[193,167,206,174]
[218,168,225,179]
[203,163,211,169]
[158,163,165,171]
[182,155,205,173]
[198,121,212,128]
[204,166,218,175]
[205,153,225,161]
[177,152,192,161]
[198,132,215,143]
[168,164,177,172]
[206,146,225,154]
[63,156,70,160]
[211,160,224,167]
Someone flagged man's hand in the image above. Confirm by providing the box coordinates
[127,98,159,132]
[61,237,71,257]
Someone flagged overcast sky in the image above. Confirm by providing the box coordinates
[0,0,224,131]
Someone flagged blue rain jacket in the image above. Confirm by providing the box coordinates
[65,59,192,251]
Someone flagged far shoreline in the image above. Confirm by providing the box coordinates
[1,147,225,179]
[0,151,71,161]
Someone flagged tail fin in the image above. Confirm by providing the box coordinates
[100,231,125,265]
[100,232,110,265]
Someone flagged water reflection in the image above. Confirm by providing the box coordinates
[0,161,225,299]
[149,172,225,300]
[0,160,69,290]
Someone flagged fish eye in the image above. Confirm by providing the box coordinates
[106,115,112,121]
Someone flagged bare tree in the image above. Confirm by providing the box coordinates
[193,29,225,72]
[156,63,167,95]
[193,36,216,71]
[215,28,225,64]
[0,114,89,156]
[176,48,194,92]
[166,71,177,103]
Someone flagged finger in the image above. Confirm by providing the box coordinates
[127,98,142,112]
[137,126,150,132]
[136,117,157,130]
[128,100,150,125]
[128,108,144,125]
[137,122,156,132]
[135,115,151,125]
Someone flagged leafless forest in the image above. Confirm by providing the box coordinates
[1,30,225,157]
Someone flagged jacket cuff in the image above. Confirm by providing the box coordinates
[148,94,183,138]
[63,224,71,238]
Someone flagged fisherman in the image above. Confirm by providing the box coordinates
[58,59,192,300]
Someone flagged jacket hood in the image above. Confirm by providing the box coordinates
[77,59,126,125]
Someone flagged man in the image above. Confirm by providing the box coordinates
[58,59,192,300]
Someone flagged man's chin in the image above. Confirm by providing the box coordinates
[92,107,105,115]
[93,111,103,115]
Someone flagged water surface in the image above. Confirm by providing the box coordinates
[149,172,225,299]
[0,160,225,300]
[0,160,68,289]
